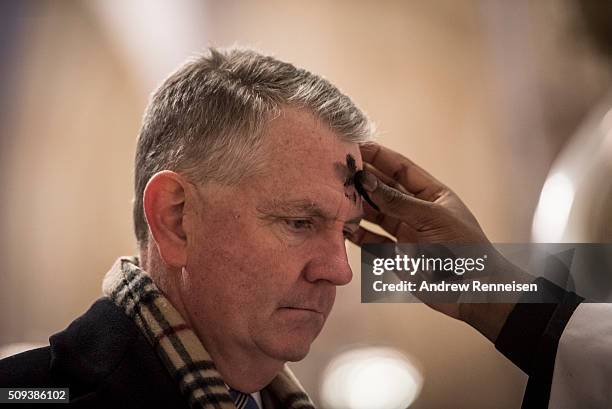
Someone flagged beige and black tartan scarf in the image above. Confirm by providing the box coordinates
[102,256,316,409]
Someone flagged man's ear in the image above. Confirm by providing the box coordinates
[143,170,192,269]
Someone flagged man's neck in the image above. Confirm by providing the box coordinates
[197,330,284,393]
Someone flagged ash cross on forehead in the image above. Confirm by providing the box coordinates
[336,154,380,211]
[343,154,359,204]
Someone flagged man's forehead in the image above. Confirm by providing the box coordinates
[257,196,364,224]
[254,108,364,217]
[262,139,362,190]
[262,109,362,167]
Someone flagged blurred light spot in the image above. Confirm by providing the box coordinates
[532,172,575,242]
[320,346,423,409]
[89,0,210,91]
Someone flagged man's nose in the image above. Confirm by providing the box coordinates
[304,236,353,286]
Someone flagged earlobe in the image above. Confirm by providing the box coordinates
[143,171,189,268]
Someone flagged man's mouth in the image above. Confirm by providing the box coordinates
[279,306,325,315]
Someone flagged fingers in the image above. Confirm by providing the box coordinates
[358,170,435,224]
[360,142,445,200]
[349,220,419,248]
[362,201,421,243]
[348,225,394,247]
[363,202,404,237]
[364,163,412,196]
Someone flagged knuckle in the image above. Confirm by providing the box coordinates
[382,186,404,208]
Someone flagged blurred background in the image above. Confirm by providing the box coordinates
[1,1,611,408]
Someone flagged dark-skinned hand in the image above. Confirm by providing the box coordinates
[349,142,520,342]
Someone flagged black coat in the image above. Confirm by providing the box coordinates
[0,298,190,408]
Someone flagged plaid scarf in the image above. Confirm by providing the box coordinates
[101,256,316,409]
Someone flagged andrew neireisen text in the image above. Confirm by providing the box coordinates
[369,254,538,294]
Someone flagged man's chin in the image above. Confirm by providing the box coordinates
[256,312,326,361]
[256,335,315,363]
[270,344,311,362]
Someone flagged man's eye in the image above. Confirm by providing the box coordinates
[284,219,315,232]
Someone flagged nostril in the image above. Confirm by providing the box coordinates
[303,254,354,286]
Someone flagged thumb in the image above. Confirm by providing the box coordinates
[357,170,433,222]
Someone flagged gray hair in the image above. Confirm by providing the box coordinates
[134,47,374,247]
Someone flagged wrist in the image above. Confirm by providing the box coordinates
[458,251,523,342]
[460,302,516,343]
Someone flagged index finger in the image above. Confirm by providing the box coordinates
[360,142,445,198]
[360,142,442,194]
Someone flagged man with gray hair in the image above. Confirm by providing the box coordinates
[0,47,372,408]
[1,45,606,408]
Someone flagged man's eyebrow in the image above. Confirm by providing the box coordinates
[257,199,364,224]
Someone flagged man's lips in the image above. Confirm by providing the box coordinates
[279,306,325,315]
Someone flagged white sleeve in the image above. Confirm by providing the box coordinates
[548,303,612,409]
